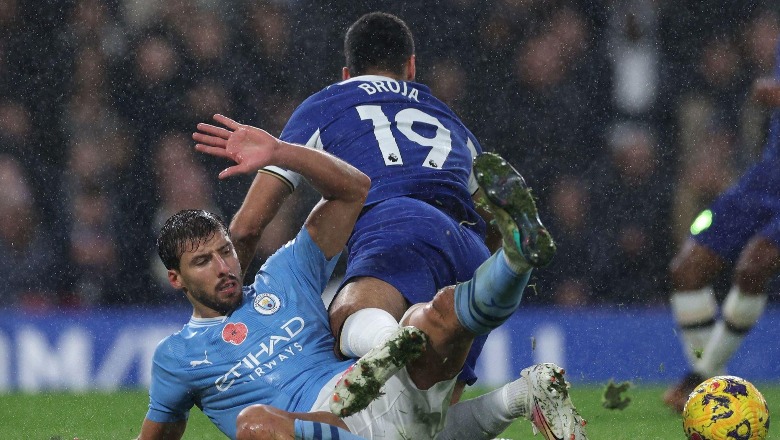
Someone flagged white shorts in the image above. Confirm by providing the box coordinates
[311,367,457,440]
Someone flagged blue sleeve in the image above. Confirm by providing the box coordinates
[145,339,194,423]
[254,228,341,303]
[280,96,322,146]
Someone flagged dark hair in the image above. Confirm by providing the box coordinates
[344,12,415,77]
[157,210,229,270]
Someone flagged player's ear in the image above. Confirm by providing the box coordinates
[405,55,416,81]
[168,269,184,290]
[342,67,351,80]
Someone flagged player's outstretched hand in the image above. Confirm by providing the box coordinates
[193,114,280,179]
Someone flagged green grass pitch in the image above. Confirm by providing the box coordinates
[1,384,777,439]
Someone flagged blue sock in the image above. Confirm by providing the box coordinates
[454,250,531,335]
[294,419,366,440]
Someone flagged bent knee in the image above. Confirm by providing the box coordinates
[669,241,722,289]
[236,404,289,440]
[404,286,460,332]
[329,278,409,327]
[734,238,780,291]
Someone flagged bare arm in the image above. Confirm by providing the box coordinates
[228,172,292,277]
[194,114,369,260]
[751,78,780,108]
[137,418,186,440]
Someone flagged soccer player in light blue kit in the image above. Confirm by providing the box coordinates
[664,39,780,412]
[226,11,555,411]
[135,119,586,439]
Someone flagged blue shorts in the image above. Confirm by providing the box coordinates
[340,197,491,384]
[694,159,780,262]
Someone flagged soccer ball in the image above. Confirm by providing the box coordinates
[682,375,770,440]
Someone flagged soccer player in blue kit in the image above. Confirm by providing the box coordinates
[664,40,780,412]
[135,121,586,439]
[225,11,555,408]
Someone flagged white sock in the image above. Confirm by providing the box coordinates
[339,308,400,358]
[695,287,767,377]
[435,376,529,440]
[669,287,718,368]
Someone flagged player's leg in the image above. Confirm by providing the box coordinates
[666,165,777,411]
[332,152,544,398]
[329,277,408,358]
[668,239,724,369]
[435,363,587,440]
[331,153,585,439]
[330,151,540,412]
[329,197,492,391]
[696,236,779,378]
[236,405,366,440]
[664,237,727,411]
[327,200,448,361]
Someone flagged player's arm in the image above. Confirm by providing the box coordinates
[751,78,780,108]
[194,114,369,260]
[136,418,186,440]
[228,171,293,277]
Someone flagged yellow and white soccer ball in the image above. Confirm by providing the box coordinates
[682,375,770,440]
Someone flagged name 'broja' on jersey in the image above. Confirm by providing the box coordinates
[279,75,484,226]
[145,228,353,440]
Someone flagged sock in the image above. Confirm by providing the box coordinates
[455,249,531,335]
[695,287,767,377]
[435,377,529,440]
[669,287,717,368]
[294,419,367,439]
[339,308,400,358]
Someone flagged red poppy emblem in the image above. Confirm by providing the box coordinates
[222,322,248,345]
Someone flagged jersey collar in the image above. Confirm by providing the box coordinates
[339,74,397,85]
[188,315,227,327]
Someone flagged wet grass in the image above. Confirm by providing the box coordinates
[0,384,777,439]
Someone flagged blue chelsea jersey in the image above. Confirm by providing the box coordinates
[280,75,483,222]
[145,228,353,439]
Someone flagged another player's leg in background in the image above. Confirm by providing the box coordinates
[695,236,775,375]
[665,239,723,410]
[665,236,777,411]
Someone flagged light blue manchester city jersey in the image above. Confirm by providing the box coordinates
[145,228,353,439]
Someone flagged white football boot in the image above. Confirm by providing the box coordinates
[522,363,588,440]
[330,326,428,417]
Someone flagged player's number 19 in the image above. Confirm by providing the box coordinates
[357,105,452,169]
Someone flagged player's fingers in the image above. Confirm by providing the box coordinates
[192,132,228,148]
[195,144,232,159]
[218,165,244,179]
[196,123,232,139]
[213,114,240,130]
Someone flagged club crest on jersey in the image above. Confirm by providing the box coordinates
[222,322,248,345]
[254,293,281,315]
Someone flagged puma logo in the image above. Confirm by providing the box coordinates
[190,351,213,367]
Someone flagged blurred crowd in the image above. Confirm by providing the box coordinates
[2,0,779,309]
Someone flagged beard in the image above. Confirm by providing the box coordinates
[187,275,243,316]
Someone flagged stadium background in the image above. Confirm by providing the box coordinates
[1,0,780,407]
